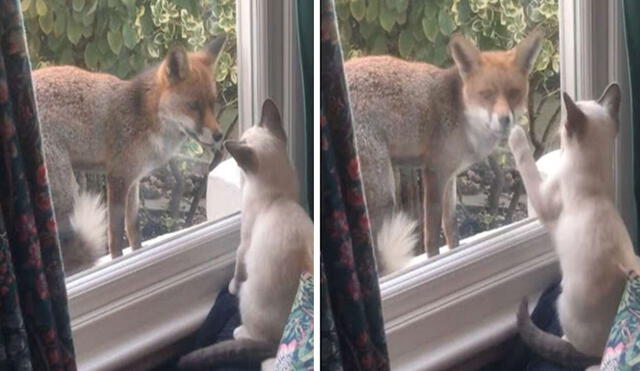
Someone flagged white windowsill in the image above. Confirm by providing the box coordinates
[381,219,559,370]
[66,215,240,371]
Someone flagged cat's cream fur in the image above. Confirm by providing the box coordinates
[510,83,640,365]
[228,98,312,344]
[177,99,312,370]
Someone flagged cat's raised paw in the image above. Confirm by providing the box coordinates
[508,125,529,153]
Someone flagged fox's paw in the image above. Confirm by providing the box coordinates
[508,126,529,154]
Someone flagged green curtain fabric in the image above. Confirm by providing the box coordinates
[625,0,640,254]
[0,1,77,369]
[297,0,314,217]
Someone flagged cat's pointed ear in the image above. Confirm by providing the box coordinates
[259,98,287,142]
[449,34,481,79]
[597,82,621,124]
[563,92,586,137]
[514,27,544,74]
[224,140,257,172]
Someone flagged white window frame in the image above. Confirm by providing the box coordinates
[64,1,304,370]
[380,1,635,369]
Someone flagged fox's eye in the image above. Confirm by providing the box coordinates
[508,89,521,100]
[480,90,495,100]
[188,101,200,111]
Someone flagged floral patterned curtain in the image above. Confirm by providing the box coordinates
[0,1,77,370]
[320,0,390,369]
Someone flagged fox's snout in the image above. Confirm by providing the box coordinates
[493,97,513,131]
[498,115,511,131]
[201,110,223,145]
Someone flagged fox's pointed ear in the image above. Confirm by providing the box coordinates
[449,34,481,79]
[259,99,287,142]
[201,34,227,67]
[224,140,258,172]
[165,45,190,84]
[563,92,586,137]
[597,82,621,124]
[514,28,543,74]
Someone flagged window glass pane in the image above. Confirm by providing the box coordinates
[22,0,238,276]
[334,0,560,275]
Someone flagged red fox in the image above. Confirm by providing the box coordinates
[345,30,543,272]
[34,36,226,274]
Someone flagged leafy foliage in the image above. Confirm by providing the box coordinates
[335,0,561,241]
[22,0,237,127]
[336,0,558,94]
[22,0,237,237]
[337,0,560,151]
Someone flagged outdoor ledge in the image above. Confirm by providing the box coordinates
[206,158,242,222]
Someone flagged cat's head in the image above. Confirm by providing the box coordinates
[560,83,621,152]
[224,99,297,191]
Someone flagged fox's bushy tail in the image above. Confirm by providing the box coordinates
[63,192,107,274]
[376,212,417,274]
[517,299,601,369]
[177,338,277,370]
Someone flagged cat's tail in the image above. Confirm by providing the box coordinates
[64,192,107,274]
[517,298,601,369]
[377,212,418,274]
[176,338,277,370]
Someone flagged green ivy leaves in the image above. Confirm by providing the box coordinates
[23,0,237,86]
[107,30,123,54]
[22,0,239,157]
[337,0,559,76]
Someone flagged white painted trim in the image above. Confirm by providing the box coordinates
[68,215,240,371]
[237,0,259,131]
[238,0,306,204]
[381,220,558,370]
[559,0,576,96]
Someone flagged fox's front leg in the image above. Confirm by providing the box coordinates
[442,176,459,249]
[228,242,248,295]
[423,169,446,257]
[125,182,142,250]
[107,174,128,258]
[508,126,554,222]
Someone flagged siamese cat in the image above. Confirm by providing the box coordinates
[178,99,313,370]
[511,83,640,369]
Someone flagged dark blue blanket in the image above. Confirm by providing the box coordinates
[153,286,261,371]
[485,282,583,371]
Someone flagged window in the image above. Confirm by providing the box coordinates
[349,1,633,369]
[22,0,240,279]
[334,0,561,275]
[21,1,304,369]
